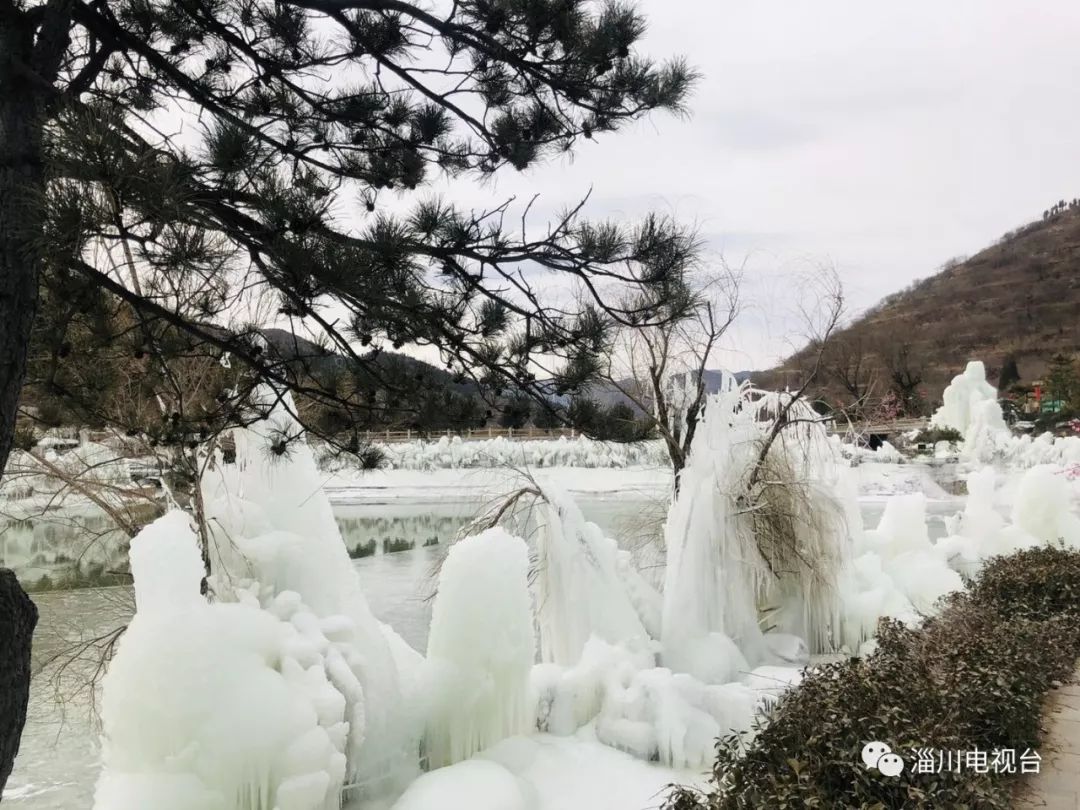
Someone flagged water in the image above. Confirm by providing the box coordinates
[0,512,131,591]
[2,497,952,808]
[1,493,665,587]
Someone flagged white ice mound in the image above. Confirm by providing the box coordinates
[390,759,528,810]
[595,667,761,770]
[839,494,963,650]
[938,468,1040,576]
[532,637,764,770]
[931,360,1011,461]
[932,360,1003,436]
[424,528,535,768]
[928,359,1080,468]
[662,386,850,665]
[94,512,347,810]
[201,393,418,796]
[1011,465,1080,547]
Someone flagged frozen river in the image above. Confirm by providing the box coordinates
[2,489,956,809]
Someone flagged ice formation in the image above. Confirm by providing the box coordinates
[932,361,1004,437]
[450,472,781,770]
[532,485,654,666]
[662,385,850,669]
[391,732,701,810]
[0,441,133,502]
[321,435,668,472]
[928,360,1014,462]
[96,393,424,809]
[840,440,904,464]
[531,637,768,770]
[200,403,420,796]
[594,666,762,769]
[95,371,1080,806]
[423,528,535,768]
[391,760,529,810]
[839,462,1080,653]
[94,512,349,810]
[838,491,981,652]
[928,359,1080,467]
[1010,465,1080,547]
[935,468,1037,576]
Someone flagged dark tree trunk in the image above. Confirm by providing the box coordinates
[1,8,51,796]
[0,569,37,796]
[0,8,44,481]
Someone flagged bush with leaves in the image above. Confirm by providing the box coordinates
[664,548,1080,810]
[971,547,1080,622]
[1035,407,1080,436]
[913,426,964,446]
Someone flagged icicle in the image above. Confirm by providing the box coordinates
[532,485,653,666]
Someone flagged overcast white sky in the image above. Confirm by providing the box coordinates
[427,1,1080,370]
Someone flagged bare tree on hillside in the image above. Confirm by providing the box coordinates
[879,341,926,416]
[823,332,879,418]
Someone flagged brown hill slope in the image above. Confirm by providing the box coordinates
[765,205,1080,409]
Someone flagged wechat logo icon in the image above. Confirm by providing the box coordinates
[862,741,905,777]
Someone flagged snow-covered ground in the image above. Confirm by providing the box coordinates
[374,730,700,810]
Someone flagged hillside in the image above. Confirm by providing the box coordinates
[260,328,476,395]
[765,205,1080,407]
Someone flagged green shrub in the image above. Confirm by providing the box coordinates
[913,426,963,445]
[664,549,1080,810]
[1034,407,1080,436]
[971,547,1080,621]
[348,540,376,559]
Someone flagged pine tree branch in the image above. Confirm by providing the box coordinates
[66,258,384,419]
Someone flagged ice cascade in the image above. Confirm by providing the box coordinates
[200,397,420,796]
[423,528,535,768]
[532,484,655,666]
